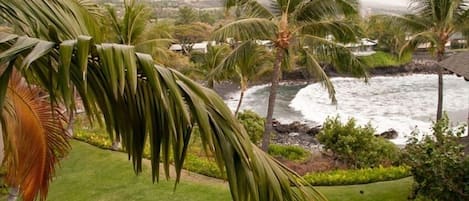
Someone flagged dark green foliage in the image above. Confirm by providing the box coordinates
[304,166,410,186]
[268,144,311,162]
[403,117,469,201]
[317,117,400,168]
[236,110,265,145]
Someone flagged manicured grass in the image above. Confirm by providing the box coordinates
[317,177,413,201]
[47,141,231,201]
[43,140,412,201]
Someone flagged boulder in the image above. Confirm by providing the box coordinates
[377,129,398,139]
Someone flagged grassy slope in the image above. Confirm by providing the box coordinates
[46,140,412,201]
[47,141,231,201]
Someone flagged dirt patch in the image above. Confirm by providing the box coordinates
[275,152,347,176]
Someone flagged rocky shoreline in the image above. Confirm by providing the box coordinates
[271,120,399,152]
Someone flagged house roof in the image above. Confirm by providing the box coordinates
[439,51,469,81]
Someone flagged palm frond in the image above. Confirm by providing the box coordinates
[241,0,275,19]
[0,0,102,42]
[297,18,360,43]
[399,31,438,58]
[1,71,70,201]
[212,18,277,41]
[0,32,328,201]
[302,34,368,79]
[299,48,336,103]
[294,0,358,22]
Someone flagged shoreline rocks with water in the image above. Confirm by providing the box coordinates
[271,120,400,151]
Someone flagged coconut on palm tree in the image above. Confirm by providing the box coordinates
[0,1,327,201]
[397,0,469,120]
[214,0,368,150]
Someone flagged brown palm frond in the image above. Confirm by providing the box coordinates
[1,72,70,201]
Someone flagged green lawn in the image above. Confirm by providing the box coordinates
[43,140,412,201]
[47,141,231,201]
[317,178,413,201]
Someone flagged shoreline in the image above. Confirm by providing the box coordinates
[214,61,442,99]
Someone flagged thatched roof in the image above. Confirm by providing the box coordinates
[439,51,469,81]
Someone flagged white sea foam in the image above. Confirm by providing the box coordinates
[290,74,468,145]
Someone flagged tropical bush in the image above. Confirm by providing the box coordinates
[184,155,224,179]
[268,144,311,162]
[403,117,469,201]
[360,51,411,68]
[317,117,400,168]
[303,166,410,186]
[237,110,265,145]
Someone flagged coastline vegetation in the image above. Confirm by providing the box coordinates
[0,0,468,200]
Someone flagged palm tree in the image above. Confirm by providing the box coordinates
[104,0,174,63]
[215,40,273,116]
[0,1,326,201]
[397,0,469,120]
[188,44,232,89]
[214,0,368,150]
[1,72,69,201]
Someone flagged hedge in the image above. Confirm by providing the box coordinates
[304,166,411,186]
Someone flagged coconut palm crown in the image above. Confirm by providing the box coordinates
[0,1,327,201]
[395,0,469,121]
[213,0,368,150]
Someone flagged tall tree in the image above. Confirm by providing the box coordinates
[176,6,199,25]
[398,0,469,120]
[215,40,273,115]
[0,1,326,201]
[214,0,368,151]
[366,15,407,56]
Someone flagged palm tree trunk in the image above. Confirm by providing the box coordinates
[207,79,214,89]
[7,186,19,201]
[234,89,245,116]
[436,51,444,121]
[261,49,284,151]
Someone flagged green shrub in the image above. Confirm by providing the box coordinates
[303,166,410,186]
[268,144,311,162]
[403,117,469,201]
[317,116,400,168]
[183,154,224,179]
[360,51,411,68]
[237,110,264,144]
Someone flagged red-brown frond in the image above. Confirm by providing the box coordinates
[2,72,70,201]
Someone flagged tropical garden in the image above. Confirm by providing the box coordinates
[0,0,468,201]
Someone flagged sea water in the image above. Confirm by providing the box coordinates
[225,74,468,145]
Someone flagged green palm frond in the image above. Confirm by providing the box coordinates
[294,0,358,22]
[299,48,336,103]
[399,31,438,58]
[0,0,102,42]
[212,18,278,41]
[297,18,359,43]
[302,34,368,79]
[0,32,327,201]
[241,0,275,19]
